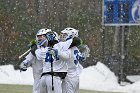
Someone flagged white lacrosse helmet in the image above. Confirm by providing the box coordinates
[36,28,52,36]
[36,28,51,40]
[60,27,79,41]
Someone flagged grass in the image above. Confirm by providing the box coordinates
[0,84,31,93]
[0,84,122,93]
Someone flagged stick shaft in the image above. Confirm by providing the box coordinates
[19,49,31,59]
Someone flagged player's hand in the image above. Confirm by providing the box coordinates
[48,48,58,55]
[20,62,27,71]
[79,44,90,58]
[48,48,59,60]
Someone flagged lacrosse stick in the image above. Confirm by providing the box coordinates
[18,49,31,59]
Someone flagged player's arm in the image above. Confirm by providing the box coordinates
[35,47,48,61]
[35,48,42,61]
[48,48,71,61]
[20,52,34,71]
[57,49,71,60]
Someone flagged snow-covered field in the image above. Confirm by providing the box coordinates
[0,62,140,93]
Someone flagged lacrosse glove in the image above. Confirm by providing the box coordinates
[20,62,28,71]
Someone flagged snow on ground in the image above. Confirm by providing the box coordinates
[0,62,140,93]
[0,65,33,85]
[79,62,140,93]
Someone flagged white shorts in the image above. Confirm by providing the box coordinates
[40,75,62,93]
[32,78,40,93]
[62,76,79,93]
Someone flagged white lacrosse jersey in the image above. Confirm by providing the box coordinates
[35,40,72,73]
[66,46,84,78]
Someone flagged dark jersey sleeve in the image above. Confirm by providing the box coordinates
[30,45,37,56]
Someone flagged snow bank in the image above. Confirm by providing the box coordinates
[0,62,140,93]
[0,65,33,85]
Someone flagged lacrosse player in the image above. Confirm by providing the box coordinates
[59,27,90,93]
[20,28,51,93]
[35,31,74,93]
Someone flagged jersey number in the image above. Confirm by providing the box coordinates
[45,52,59,63]
[74,50,85,65]
[45,52,53,63]
[74,50,79,65]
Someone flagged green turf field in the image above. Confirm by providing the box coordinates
[0,84,122,93]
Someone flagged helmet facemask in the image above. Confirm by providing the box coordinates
[36,28,51,46]
[59,32,68,42]
[46,31,59,47]
[36,35,48,47]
